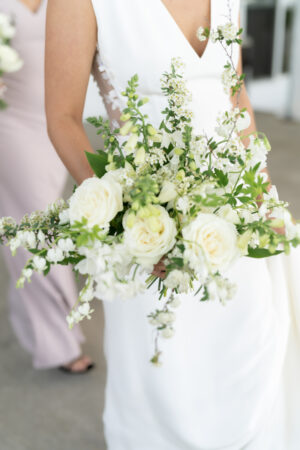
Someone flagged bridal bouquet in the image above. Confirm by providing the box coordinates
[1,21,299,363]
[0,12,23,109]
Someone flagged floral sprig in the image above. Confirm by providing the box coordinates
[0,12,23,109]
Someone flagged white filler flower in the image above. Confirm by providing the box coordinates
[123,205,177,269]
[183,213,238,272]
[0,44,23,73]
[0,13,16,40]
[69,174,123,228]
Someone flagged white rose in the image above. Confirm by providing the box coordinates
[123,205,177,269]
[69,174,123,228]
[0,13,16,40]
[183,213,238,272]
[0,44,23,73]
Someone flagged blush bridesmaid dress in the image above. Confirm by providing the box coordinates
[0,0,84,369]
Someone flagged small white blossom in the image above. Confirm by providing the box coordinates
[47,247,64,263]
[165,270,191,293]
[33,256,47,273]
[197,26,207,42]
[58,238,76,254]
[162,327,175,339]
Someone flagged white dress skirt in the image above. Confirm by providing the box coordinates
[90,0,300,448]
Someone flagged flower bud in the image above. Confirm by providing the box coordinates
[134,146,146,165]
[174,147,184,156]
[120,113,131,122]
[189,161,197,171]
[237,229,252,255]
[158,181,177,203]
[126,212,136,228]
[125,134,139,153]
[270,218,285,229]
[176,170,185,181]
[120,120,134,136]
[259,234,270,248]
[147,125,157,136]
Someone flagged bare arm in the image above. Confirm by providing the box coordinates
[45,0,97,185]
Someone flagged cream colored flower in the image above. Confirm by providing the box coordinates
[0,13,16,40]
[183,213,238,272]
[0,44,23,73]
[69,174,123,228]
[123,205,177,269]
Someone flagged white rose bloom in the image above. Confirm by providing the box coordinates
[183,213,238,272]
[47,247,64,263]
[123,205,177,269]
[0,44,23,73]
[217,204,240,224]
[33,256,47,272]
[69,174,123,228]
[0,14,16,40]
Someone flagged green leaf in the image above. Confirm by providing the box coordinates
[214,169,229,187]
[85,150,108,178]
[247,247,283,259]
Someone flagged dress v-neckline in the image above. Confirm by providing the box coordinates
[158,0,214,61]
[16,0,44,15]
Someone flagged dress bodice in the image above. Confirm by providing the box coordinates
[91,0,240,134]
[0,0,47,120]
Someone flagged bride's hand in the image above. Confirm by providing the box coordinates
[152,259,166,279]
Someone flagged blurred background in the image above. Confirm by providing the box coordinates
[0,1,300,449]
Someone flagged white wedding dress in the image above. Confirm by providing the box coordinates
[90,0,300,448]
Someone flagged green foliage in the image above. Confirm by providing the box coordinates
[85,150,108,178]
